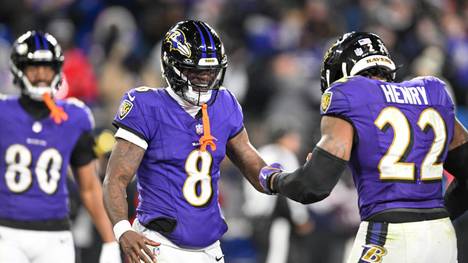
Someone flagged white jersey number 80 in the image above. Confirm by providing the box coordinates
[5,144,63,194]
[183,150,213,207]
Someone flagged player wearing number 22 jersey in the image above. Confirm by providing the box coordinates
[324,75,454,219]
[259,32,468,263]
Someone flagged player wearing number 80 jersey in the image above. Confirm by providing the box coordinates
[0,96,94,219]
[0,31,120,263]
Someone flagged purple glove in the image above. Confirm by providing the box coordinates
[259,163,284,194]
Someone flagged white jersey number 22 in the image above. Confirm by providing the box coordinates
[375,107,447,181]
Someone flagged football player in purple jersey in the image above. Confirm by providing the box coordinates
[259,32,468,262]
[0,31,120,263]
[103,20,270,263]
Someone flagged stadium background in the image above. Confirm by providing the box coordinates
[0,0,467,262]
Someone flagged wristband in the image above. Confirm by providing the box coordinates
[113,220,135,241]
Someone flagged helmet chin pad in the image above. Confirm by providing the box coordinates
[182,87,212,106]
[20,73,61,101]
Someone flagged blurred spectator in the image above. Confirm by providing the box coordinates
[243,121,312,263]
[90,6,143,128]
[48,18,99,103]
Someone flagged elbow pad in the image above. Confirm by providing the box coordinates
[445,141,468,180]
[274,147,347,204]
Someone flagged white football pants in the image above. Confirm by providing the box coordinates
[133,219,225,263]
[0,225,74,263]
[346,218,457,263]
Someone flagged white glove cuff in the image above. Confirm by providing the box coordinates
[113,220,135,241]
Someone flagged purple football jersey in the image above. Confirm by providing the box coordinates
[113,87,244,248]
[321,76,455,220]
[0,96,94,221]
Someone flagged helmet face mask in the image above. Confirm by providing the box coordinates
[320,32,396,93]
[10,31,64,101]
[161,20,228,106]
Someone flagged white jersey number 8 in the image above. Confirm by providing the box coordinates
[375,107,447,181]
[183,150,213,207]
[5,144,63,194]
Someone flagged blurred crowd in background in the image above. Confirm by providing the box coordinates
[0,0,468,262]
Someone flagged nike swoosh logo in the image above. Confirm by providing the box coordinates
[215,255,224,262]
[128,92,135,101]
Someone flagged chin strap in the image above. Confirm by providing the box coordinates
[199,103,217,152]
[42,93,68,124]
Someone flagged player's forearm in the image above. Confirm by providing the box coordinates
[231,148,267,192]
[446,120,468,180]
[75,162,116,242]
[227,131,267,192]
[80,184,115,242]
[103,139,144,225]
[444,177,468,220]
[103,176,131,225]
[228,146,266,192]
[272,147,347,204]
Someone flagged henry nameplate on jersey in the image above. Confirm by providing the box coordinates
[380,85,429,105]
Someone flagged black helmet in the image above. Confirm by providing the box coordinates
[320,32,396,93]
[10,31,64,100]
[161,20,228,106]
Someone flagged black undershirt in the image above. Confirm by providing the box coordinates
[19,95,50,120]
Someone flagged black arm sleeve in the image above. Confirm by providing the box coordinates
[444,178,468,220]
[444,141,468,219]
[70,132,97,168]
[444,141,468,180]
[273,147,347,204]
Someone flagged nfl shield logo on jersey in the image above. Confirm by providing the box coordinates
[321,91,333,113]
[196,123,203,135]
[118,100,133,120]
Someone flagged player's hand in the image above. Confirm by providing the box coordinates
[259,162,284,194]
[99,241,122,263]
[119,231,160,263]
[306,152,312,161]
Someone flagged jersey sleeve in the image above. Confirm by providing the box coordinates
[320,85,351,118]
[227,90,244,139]
[64,98,96,167]
[70,132,96,167]
[424,76,456,110]
[66,98,95,133]
[112,88,156,149]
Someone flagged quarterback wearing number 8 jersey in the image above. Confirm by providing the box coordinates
[112,86,243,247]
[104,20,271,263]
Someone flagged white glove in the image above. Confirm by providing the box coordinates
[99,241,122,263]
